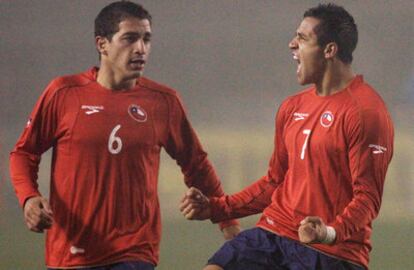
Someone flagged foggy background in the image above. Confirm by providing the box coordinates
[0,0,413,269]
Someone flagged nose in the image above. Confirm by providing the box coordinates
[135,39,147,54]
[289,37,298,50]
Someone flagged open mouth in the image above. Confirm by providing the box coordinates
[129,59,145,69]
[130,59,145,64]
[292,53,301,74]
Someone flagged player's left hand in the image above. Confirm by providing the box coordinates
[222,225,241,240]
[298,216,327,244]
[180,187,211,220]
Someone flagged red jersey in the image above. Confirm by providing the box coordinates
[209,76,393,269]
[10,68,237,268]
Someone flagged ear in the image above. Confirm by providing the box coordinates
[95,36,109,56]
[324,42,338,60]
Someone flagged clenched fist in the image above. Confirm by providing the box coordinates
[23,196,53,233]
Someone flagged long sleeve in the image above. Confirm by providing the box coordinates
[164,94,238,228]
[332,107,394,242]
[9,80,61,207]
[209,175,276,222]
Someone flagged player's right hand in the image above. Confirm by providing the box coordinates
[23,196,53,233]
[179,187,211,220]
[298,216,327,244]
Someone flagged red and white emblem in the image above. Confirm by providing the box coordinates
[128,104,147,122]
[320,111,334,127]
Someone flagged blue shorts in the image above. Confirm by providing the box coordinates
[208,227,364,270]
[47,261,154,270]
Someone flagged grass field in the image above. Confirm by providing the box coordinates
[0,209,412,270]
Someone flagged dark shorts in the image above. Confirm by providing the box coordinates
[47,261,154,270]
[208,227,364,270]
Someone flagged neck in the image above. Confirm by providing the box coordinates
[96,65,137,91]
[315,60,355,96]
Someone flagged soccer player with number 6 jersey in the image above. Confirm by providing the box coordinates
[180,3,394,270]
[9,1,240,269]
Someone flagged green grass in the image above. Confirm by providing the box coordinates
[1,213,413,270]
[369,219,414,270]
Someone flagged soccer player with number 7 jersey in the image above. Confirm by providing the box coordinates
[9,1,240,269]
[180,3,394,270]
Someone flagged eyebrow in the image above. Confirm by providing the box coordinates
[296,31,308,40]
[122,31,152,37]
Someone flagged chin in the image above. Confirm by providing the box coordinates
[297,77,306,85]
[128,70,143,79]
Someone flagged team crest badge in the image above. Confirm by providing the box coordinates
[128,104,147,122]
[320,111,334,127]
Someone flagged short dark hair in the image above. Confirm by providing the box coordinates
[304,3,358,64]
[95,1,152,40]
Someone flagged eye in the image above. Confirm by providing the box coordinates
[124,36,137,43]
[143,35,151,43]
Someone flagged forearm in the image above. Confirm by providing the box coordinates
[187,159,241,228]
[210,175,276,223]
[184,157,225,197]
[332,188,382,242]
[332,155,389,242]
[10,151,41,207]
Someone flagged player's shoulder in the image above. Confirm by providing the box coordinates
[46,69,94,94]
[138,77,178,98]
[347,75,388,110]
[351,78,384,101]
[281,86,314,108]
[39,69,94,104]
[344,76,392,127]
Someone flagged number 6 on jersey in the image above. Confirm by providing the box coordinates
[108,124,122,154]
[301,129,311,160]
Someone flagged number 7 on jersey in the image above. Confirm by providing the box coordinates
[301,129,311,160]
